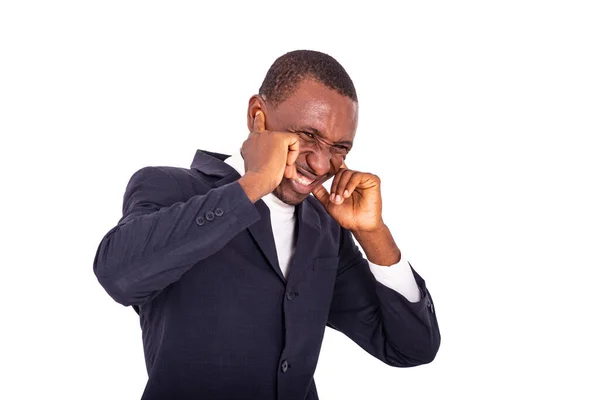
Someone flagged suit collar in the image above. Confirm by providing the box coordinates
[189,149,323,286]
[190,149,235,179]
[223,150,245,177]
[191,149,285,281]
[190,149,242,187]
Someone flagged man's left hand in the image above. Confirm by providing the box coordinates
[311,164,384,232]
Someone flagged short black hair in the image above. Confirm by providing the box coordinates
[259,50,357,107]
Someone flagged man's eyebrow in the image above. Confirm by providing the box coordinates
[292,125,354,147]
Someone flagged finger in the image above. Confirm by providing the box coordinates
[311,184,331,207]
[253,110,265,133]
[329,168,350,204]
[284,135,299,180]
[284,164,298,180]
[341,172,366,199]
[286,135,300,166]
[333,170,356,203]
[330,161,349,201]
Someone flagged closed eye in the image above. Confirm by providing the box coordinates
[295,129,351,153]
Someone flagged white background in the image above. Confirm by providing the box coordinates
[1,1,599,399]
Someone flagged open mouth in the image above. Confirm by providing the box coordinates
[290,168,322,194]
[294,172,315,187]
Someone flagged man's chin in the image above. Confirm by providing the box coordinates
[273,180,310,206]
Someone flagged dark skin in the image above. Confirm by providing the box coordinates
[239,78,401,265]
[246,78,357,205]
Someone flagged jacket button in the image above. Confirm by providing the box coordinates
[195,216,205,226]
[205,211,215,221]
[214,208,224,217]
[281,360,288,372]
[286,292,296,300]
[427,300,434,313]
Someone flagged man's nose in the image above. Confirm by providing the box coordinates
[305,150,332,177]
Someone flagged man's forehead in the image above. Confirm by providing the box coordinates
[291,96,335,121]
[279,84,357,130]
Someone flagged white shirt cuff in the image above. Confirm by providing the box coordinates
[368,256,422,303]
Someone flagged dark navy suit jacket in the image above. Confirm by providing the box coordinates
[94,150,440,400]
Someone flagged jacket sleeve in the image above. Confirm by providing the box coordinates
[93,166,260,307]
[326,227,441,367]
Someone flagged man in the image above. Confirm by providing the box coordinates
[94,50,440,400]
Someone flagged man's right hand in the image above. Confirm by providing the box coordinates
[239,111,300,203]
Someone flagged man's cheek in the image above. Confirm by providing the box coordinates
[294,152,308,165]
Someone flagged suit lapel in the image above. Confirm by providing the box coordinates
[247,200,286,283]
[287,199,321,285]
[191,150,318,285]
[212,172,286,285]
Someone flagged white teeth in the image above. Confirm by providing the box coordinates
[294,173,315,186]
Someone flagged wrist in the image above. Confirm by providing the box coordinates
[350,220,385,236]
[351,224,401,266]
[239,172,272,203]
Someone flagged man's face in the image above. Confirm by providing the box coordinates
[247,78,358,205]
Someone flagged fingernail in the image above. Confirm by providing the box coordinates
[335,195,342,203]
[343,190,349,198]
[330,194,335,201]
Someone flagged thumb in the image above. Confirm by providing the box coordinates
[311,184,331,206]
[253,110,265,133]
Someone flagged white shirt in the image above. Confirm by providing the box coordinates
[225,153,421,303]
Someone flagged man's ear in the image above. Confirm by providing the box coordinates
[247,94,266,132]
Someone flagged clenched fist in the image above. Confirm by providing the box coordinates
[238,111,300,202]
[311,165,384,232]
